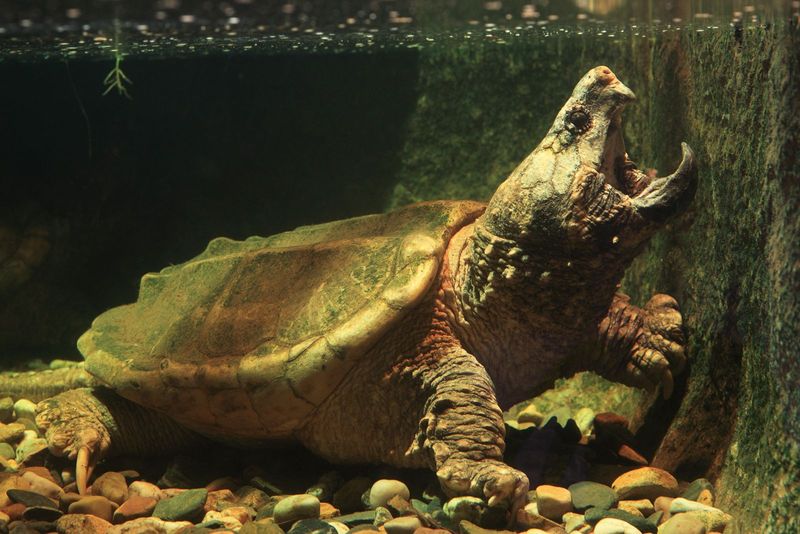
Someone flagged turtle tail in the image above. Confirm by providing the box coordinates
[0,362,99,402]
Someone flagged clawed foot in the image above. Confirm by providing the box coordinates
[626,294,687,399]
[35,389,111,494]
[437,458,529,511]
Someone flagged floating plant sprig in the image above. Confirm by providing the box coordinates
[103,51,132,98]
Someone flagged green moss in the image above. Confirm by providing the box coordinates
[389,23,799,533]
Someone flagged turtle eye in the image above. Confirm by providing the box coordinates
[567,109,591,133]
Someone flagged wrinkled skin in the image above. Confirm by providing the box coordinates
[32,67,696,515]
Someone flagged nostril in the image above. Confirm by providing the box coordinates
[596,66,617,85]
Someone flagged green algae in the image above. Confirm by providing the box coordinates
[388,22,799,533]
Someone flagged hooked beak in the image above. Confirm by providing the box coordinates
[631,143,698,222]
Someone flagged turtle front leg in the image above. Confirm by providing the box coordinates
[596,293,687,398]
[412,348,529,511]
[36,387,200,494]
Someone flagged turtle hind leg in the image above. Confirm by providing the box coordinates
[36,387,201,494]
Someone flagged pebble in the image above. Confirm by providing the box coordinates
[535,485,572,521]
[3,502,25,520]
[69,495,118,522]
[696,489,714,506]
[617,500,653,517]
[6,489,57,508]
[240,519,287,534]
[568,481,617,512]
[93,472,130,505]
[113,496,157,523]
[273,494,321,525]
[443,496,485,524]
[21,470,62,499]
[672,509,732,531]
[287,518,338,534]
[105,516,193,533]
[658,514,707,534]
[593,517,642,534]
[653,496,673,514]
[515,504,566,532]
[306,471,342,503]
[383,516,422,534]
[0,397,14,423]
[459,520,517,534]
[21,504,63,521]
[56,513,113,534]
[12,399,36,422]
[202,509,244,529]
[611,468,678,500]
[562,512,588,532]
[584,508,656,533]
[128,481,163,501]
[368,480,410,509]
[152,488,208,522]
[204,488,236,512]
[680,479,713,502]
[332,477,373,514]
[616,503,644,517]
[373,506,393,526]
[60,491,83,509]
[0,442,13,460]
[668,497,719,514]
[236,486,271,510]
[0,422,25,443]
[327,520,349,534]
[319,502,340,519]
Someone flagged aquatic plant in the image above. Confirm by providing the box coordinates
[102,51,132,98]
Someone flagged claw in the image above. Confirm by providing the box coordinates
[76,446,95,495]
[661,369,674,400]
[487,494,501,507]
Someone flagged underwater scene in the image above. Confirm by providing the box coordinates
[0,1,798,533]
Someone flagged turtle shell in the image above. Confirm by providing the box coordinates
[78,200,485,442]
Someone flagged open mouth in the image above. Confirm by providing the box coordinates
[598,111,650,198]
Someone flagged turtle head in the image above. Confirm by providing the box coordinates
[479,66,697,261]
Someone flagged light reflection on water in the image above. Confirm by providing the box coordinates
[0,0,795,61]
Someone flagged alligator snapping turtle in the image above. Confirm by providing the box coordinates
[6,67,697,508]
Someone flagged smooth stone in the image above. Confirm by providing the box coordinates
[287,518,337,534]
[535,485,572,521]
[328,521,349,534]
[204,488,237,512]
[584,508,656,533]
[21,504,63,521]
[12,400,36,422]
[20,471,62,499]
[383,516,423,534]
[413,528,451,534]
[658,514,706,534]
[201,509,243,529]
[593,517,642,534]
[668,498,719,514]
[0,398,14,423]
[128,481,163,501]
[14,436,48,464]
[216,505,253,523]
[0,442,13,460]
[152,488,207,522]
[240,519,287,534]
[368,480,410,510]
[333,478,373,514]
[679,479,713,502]
[348,525,381,533]
[92,472,129,505]
[515,505,567,532]
[11,520,55,533]
[3,502,25,521]
[459,520,518,534]
[59,492,83,510]
[696,489,714,506]
[373,506,392,526]
[328,510,377,527]
[0,423,25,444]
[113,496,157,523]
[653,497,673,514]
[675,510,732,531]
[517,405,544,425]
[69,496,118,523]
[236,486,271,510]
[56,513,113,534]
[611,468,678,501]
[562,512,588,533]
[618,500,654,517]
[320,502,341,519]
[273,494,321,525]
[6,489,57,508]
[105,516,193,533]
[616,503,644,518]
[568,481,617,512]
[443,496,485,524]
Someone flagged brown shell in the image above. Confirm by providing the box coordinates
[78,200,485,442]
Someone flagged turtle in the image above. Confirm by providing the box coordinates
[2,66,696,510]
